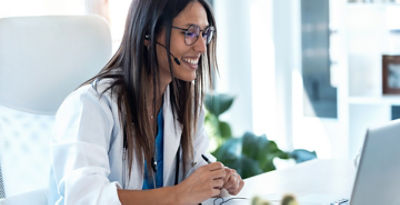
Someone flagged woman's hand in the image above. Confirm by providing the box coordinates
[222,168,244,195]
[174,162,226,205]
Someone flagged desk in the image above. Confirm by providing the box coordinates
[204,159,356,205]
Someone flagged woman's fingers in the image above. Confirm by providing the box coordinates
[210,168,226,180]
[222,168,244,195]
[212,178,224,189]
[229,180,245,195]
[206,161,224,171]
[211,188,221,198]
[223,168,231,184]
[224,176,236,190]
[223,168,236,189]
[177,162,244,203]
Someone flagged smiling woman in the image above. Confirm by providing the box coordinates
[47,0,244,205]
[154,1,214,84]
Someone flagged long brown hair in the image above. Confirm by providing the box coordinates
[84,0,217,176]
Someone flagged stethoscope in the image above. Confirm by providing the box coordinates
[147,98,182,188]
[150,146,181,187]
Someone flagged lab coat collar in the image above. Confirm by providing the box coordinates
[162,85,182,186]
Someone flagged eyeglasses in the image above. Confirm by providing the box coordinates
[213,197,248,205]
[172,24,215,46]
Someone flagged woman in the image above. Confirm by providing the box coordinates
[48,0,244,204]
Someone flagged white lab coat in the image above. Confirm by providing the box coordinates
[48,80,215,205]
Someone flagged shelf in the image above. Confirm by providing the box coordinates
[348,96,400,105]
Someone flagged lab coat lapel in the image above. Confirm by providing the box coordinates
[162,86,182,186]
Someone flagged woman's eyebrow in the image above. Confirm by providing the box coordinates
[180,23,210,29]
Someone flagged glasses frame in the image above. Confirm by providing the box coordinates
[172,24,215,46]
[213,197,248,205]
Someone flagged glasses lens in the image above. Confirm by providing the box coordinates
[184,25,200,45]
[203,27,214,44]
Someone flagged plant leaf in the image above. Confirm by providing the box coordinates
[241,132,261,159]
[223,155,262,179]
[205,112,219,137]
[205,93,235,117]
[290,149,317,163]
[212,138,241,160]
[218,121,232,140]
[260,159,276,172]
[237,156,263,179]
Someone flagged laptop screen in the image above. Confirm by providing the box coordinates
[350,120,400,205]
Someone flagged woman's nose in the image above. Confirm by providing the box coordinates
[192,35,207,53]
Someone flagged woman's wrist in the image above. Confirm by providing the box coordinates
[172,183,186,205]
[117,186,186,205]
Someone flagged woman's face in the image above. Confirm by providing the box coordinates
[156,1,209,85]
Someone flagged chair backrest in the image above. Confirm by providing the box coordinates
[0,15,112,115]
[0,15,112,202]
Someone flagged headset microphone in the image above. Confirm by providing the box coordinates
[172,55,181,66]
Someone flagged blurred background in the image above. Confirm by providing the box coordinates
[1,0,400,198]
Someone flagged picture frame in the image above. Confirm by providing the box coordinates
[382,55,400,95]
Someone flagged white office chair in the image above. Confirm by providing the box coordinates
[0,15,112,204]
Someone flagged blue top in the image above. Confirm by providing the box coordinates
[142,107,164,189]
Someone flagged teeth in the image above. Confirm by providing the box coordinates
[183,58,199,65]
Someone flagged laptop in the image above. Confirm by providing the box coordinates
[340,119,400,205]
[203,120,400,205]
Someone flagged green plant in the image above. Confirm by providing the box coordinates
[205,93,317,179]
[204,93,234,148]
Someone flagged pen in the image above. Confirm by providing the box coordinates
[198,155,209,205]
[201,154,211,164]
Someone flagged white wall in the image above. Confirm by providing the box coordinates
[272,0,296,150]
[213,0,296,150]
[214,0,254,137]
[249,0,281,146]
[291,0,349,159]
[213,0,351,158]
